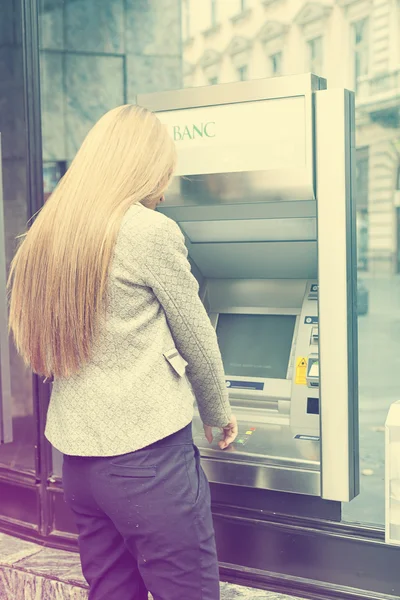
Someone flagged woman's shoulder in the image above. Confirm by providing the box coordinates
[120,203,182,248]
[123,203,180,235]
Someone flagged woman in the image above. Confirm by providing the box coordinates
[8,105,238,600]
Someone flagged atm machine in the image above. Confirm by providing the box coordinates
[138,73,359,503]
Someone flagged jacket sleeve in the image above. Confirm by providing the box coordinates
[140,217,232,428]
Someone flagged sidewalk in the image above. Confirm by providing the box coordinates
[0,532,304,600]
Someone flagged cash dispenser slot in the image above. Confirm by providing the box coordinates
[311,327,319,345]
[307,354,320,388]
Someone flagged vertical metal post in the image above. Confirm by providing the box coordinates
[0,135,13,444]
[22,0,52,534]
[315,88,360,501]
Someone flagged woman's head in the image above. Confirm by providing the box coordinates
[68,104,176,209]
[8,105,176,378]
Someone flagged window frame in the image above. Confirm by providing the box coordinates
[351,17,370,93]
[237,64,248,81]
[307,36,323,75]
[270,51,283,76]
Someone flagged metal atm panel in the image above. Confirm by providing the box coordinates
[137,74,359,502]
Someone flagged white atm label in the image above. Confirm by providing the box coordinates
[157,97,307,176]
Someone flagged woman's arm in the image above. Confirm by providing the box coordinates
[140,216,232,428]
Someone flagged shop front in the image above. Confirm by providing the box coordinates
[0,1,399,599]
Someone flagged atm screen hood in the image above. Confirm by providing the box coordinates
[138,73,327,209]
[178,214,317,280]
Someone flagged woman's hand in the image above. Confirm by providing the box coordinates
[203,415,238,450]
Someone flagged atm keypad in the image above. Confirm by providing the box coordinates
[235,427,256,447]
[235,438,248,446]
[194,426,257,449]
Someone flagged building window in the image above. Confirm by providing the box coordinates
[43,161,67,202]
[208,76,219,85]
[270,52,282,76]
[211,0,218,27]
[307,37,323,75]
[355,147,369,210]
[237,65,248,81]
[182,0,190,41]
[357,210,369,271]
[355,147,369,272]
[352,18,369,93]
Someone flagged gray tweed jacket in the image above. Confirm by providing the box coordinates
[45,203,231,456]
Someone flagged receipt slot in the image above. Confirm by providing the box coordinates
[138,74,359,502]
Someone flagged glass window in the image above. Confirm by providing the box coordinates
[355,147,369,208]
[352,18,369,92]
[211,0,218,27]
[357,210,369,272]
[355,147,369,270]
[307,37,323,75]
[43,162,67,202]
[396,208,400,274]
[36,0,399,530]
[182,0,191,41]
[270,52,282,76]
[38,0,185,479]
[0,0,35,472]
[237,64,248,81]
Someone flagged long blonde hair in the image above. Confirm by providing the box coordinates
[8,105,176,379]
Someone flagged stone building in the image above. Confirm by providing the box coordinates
[182,0,400,274]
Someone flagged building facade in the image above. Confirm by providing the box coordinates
[182,0,400,274]
[1,1,400,598]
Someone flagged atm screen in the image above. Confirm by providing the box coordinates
[216,313,296,380]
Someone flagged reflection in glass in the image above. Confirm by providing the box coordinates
[38,0,185,478]
[182,0,400,529]
[0,0,35,472]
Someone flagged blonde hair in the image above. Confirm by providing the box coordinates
[8,105,176,379]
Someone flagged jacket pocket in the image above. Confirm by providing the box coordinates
[110,465,156,478]
[163,348,188,378]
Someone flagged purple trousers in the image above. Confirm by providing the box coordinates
[62,424,220,600]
